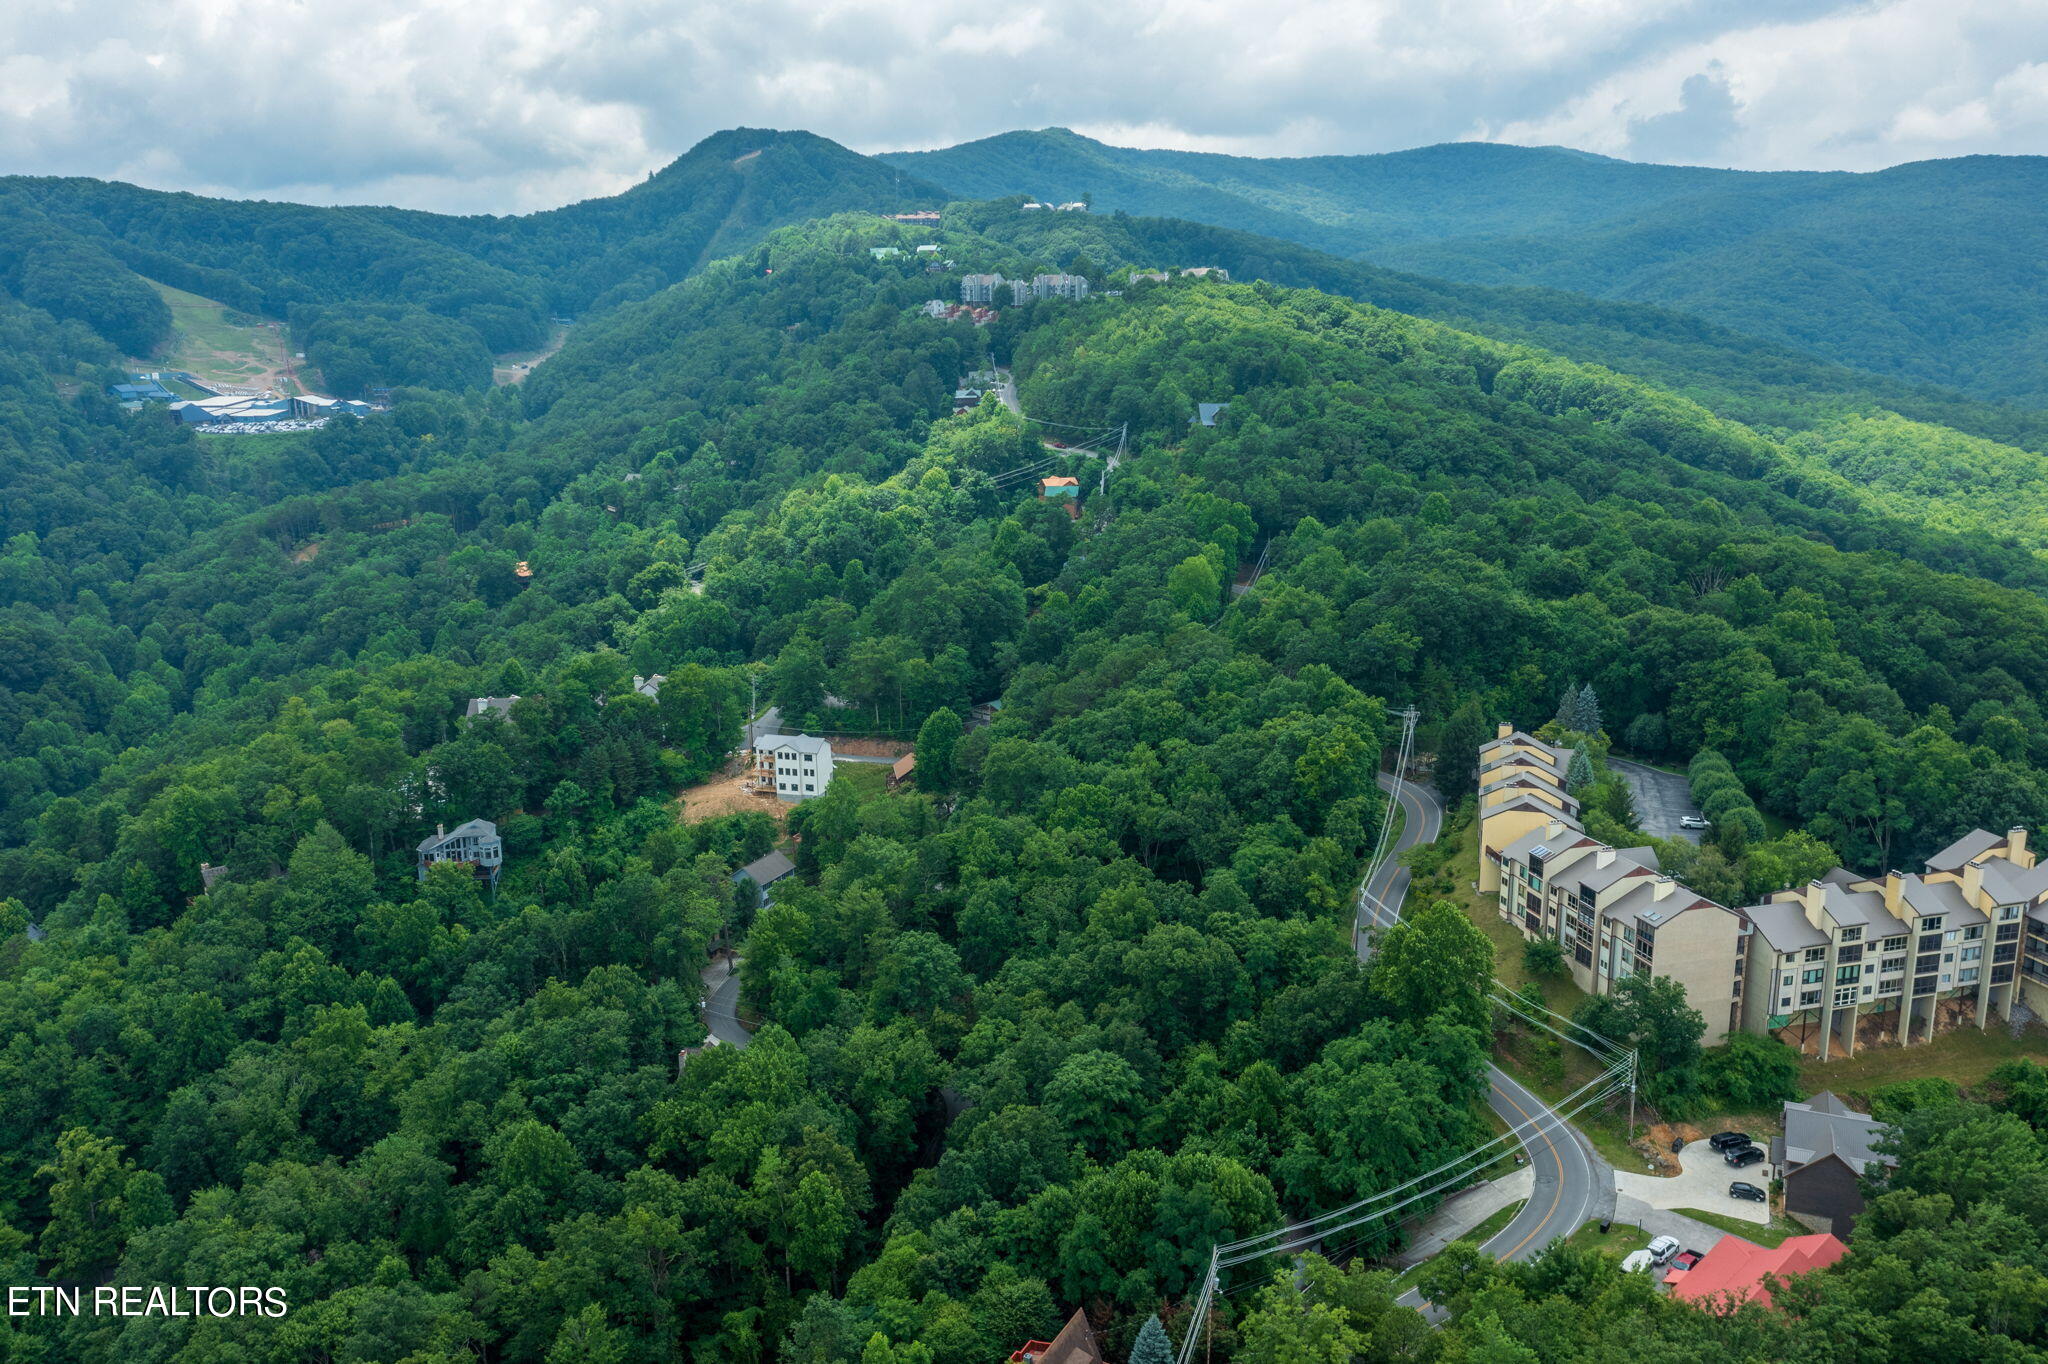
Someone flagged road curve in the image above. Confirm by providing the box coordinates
[701,957,754,1049]
[1359,773,1609,1277]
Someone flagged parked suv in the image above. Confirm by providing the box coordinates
[1679,815,1711,830]
[1646,1235,1681,1265]
[1707,1131,1751,1151]
[1725,1145,1766,1169]
[1729,1181,1767,1202]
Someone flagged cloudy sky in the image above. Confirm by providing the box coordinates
[3,0,2044,213]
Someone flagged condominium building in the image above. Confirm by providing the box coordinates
[1739,827,2035,1057]
[1492,813,1747,1043]
[960,273,1006,304]
[1478,721,2048,1054]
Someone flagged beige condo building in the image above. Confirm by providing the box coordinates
[1477,723,2048,1055]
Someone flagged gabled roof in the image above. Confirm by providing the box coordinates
[1601,880,1712,927]
[1819,883,1908,938]
[1745,899,1829,953]
[1782,1094,1893,1174]
[739,850,796,885]
[1483,795,1583,828]
[1500,824,1594,864]
[418,818,498,854]
[1925,828,2005,872]
[761,733,831,756]
[1667,1233,1846,1310]
[1480,772,1580,807]
[1033,1309,1103,1364]
[1978,858,2048,908]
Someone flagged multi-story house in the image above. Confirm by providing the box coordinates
[417,819,503,886]
[755,734,835,801]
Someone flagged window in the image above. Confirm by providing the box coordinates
[1962,945,1982,962]
[805,784,815,793]
[1965,925,1985,940]
[1801,968,1824,985]
[1805,947,1827,963]
[1781,973,1795,987]
[1960,967,1980,984]
[1882,955,1906,973]
[1837,944,1864,963]
[1834,985,1858,1006]
[1841,926,1863,942]
[2002,905,2022,921]
[1836,964,1860,983]
[1883,935,1908,951]
[1800,989,1821,1007]
[1922,916,1945,932]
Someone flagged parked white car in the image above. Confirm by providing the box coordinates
[1678,815,1711,830]
[1621,1249,1656,1274]
[1647,1235,1682,1264]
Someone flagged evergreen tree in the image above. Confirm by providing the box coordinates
[1130,1315,1173,1364]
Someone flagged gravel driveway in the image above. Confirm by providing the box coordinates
[1609,758,1704,845]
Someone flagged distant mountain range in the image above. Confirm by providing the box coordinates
[7,123,2047,407]
[882,129,2048,404]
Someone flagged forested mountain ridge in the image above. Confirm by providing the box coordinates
[4,204,2048,1362]
[0,129,945,396]
[877,128,1782,256]
[888,130,2048,403]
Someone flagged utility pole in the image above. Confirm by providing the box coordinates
[1627,1051,1639,1143]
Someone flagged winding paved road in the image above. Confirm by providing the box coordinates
[1358,773,1610,1281]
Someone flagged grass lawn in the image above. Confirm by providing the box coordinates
[1672,1206,1806,1248]
[834,763,890,798]
[1390,1200,1528,1289]
[1428,812,1586,1013]
[1566,1219,1652,1258]
[1796,1023,2048,1105]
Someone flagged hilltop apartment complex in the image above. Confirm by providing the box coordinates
[1479,724,2048,1055]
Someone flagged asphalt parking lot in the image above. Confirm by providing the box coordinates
[1614,1139,1771,1225]
[1609,758,1704,844]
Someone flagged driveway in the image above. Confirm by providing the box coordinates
[701,956,753,1049]
[1613,1140,1769,1225]
[1608,758,1703,845]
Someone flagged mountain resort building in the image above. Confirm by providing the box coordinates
[1480,722,2048,1055]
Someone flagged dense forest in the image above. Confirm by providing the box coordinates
[3,196,2048,1363]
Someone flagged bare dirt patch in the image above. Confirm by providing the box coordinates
[680,771,788,823]
[493,322,572,386]
[290,541,322,564]
[822,735,914,759]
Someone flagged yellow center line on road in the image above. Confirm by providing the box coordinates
[1487,1080,1569,1261]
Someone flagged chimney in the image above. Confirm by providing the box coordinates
[1963,858,1985,906]
[1596,847,1615,868]
[1653,877,1675,901]
[436,823,445,838]
[1496,721,1513,740]
[2011,826,2033,868]
[1882,871,1903,914]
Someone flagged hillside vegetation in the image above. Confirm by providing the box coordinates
[1,198,2047,1363]
[892,130,2048,402]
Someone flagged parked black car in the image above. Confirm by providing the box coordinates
[1708,1131,1752,1151]
[1725,1145,1766,1168]
[1730,1181,1767,1202]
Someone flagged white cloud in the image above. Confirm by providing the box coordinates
[0,0,2041,211]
